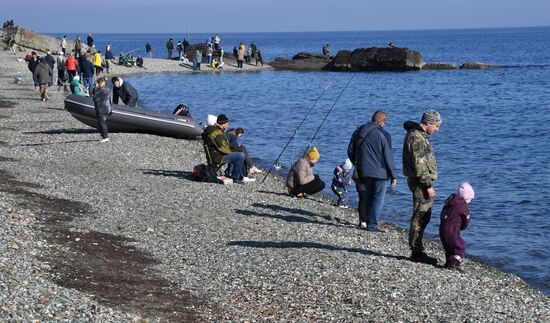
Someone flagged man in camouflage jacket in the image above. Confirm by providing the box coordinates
[402,110,442,265]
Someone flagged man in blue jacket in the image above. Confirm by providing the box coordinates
[348,110,397,232]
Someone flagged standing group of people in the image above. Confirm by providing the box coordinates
[233,41,263,68]
[285,109,474,271]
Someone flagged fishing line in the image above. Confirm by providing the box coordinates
[301,73,356,157]
[262,81,333,182]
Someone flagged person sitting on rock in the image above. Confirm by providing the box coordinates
[286,147,326,198]
[111,77,138,107]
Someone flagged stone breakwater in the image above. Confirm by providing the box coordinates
[0,49,548,321]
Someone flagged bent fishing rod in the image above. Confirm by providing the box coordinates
[301,72,356,156]
[261,82,332,182]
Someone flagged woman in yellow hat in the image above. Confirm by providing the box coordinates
[286,147,326,197]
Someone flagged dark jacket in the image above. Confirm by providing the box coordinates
[226,130,241,150]
[93,87,112,115]
[80,59,95,78]
[439,194,470,258]
[112,79,138,107]
[44,54,56,70]
[202,124,231,165]
[27,57,39,73]
[348,122,397,180]
[402,120,437,188]
[35,61,52,84]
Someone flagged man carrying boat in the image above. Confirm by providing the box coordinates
[111,77,138,107]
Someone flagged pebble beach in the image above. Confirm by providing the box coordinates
[0,48,549,321]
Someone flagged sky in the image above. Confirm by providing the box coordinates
[3,0,550,33]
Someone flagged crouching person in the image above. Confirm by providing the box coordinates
[286,147,325,198]
[93,77,112,142]
[439,182,475,271]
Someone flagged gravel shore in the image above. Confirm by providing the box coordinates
[0,49,548,322]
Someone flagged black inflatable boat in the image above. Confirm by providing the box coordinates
[64,95,203,139]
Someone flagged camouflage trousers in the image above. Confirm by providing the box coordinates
[407,177,434,254]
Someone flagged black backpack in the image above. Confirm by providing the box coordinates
[192,164,219,183]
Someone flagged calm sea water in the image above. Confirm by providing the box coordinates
[52,28,550,294]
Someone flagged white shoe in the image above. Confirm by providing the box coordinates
[359,222,367,229]
[99,138,109,143]
[249,166,262,174]
[242,176,256,183]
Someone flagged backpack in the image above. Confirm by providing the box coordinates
[192,164,219,183]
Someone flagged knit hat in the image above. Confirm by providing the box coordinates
[458,182,475,200]
[421,109,442,124]
[306,146,320,161]
[217,114,229,125]
[343,158,353,170]
[206,115,217,126]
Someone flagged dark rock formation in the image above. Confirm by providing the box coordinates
[325,47,425,72]
[459,62,499,69]
[422,62,459,70]
[269,52,332,71]
[2,26,62,54]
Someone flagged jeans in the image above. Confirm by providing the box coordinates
[357,177,388,229]
[83,77,94,96]
[95,109,109,139]
[230,145,253,176]
[222,152,245,180]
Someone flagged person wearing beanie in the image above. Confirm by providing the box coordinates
[347,110,397,232]
[202,114,255,183]
[111,77,139,107]
[331,158,353,207]
[286,146,326,197]
[402,108,442,264]
[439,182,475,270]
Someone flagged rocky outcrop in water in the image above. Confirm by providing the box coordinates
[1,26,64,54]
[422,62,459,70]
[269,52,332,71]
[459,62,499,69]
[326,47,425,71]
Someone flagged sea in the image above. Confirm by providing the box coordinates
[51,27,550,295]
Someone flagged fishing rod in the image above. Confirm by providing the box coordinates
[301,72,356,157]
[261,82,332,182]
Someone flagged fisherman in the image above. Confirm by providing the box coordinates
[322,44,330,57]
[145,42,152,58]
[286,147,326,198]
[111,77,139,107]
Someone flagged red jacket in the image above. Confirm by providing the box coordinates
[66,57,78,71]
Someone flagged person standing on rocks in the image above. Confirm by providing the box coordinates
[237,47,244,68]
[348,110,397,232]
[111,77,138,107]
[87,33,94,48]
[60,35,67,54]
[183,38,190,55]
[255,49,263,66]
[65,50,79,82]
[74,36,82,58]
[402,109,442,265]
[35,57,52,102]
[322,44,330,57]
[92,77,112,143]
[166,38,174,59]
[145,42,152,58]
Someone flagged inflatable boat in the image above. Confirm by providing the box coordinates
[64,95,203,139]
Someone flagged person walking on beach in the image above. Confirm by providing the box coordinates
[56,54,67,90]
[65,51,78,81]
[166,38,174,59]
[145,42,152,58]
[286,147,326,198]
[60,35,67,54]
[439,182,475,271]
[80,54,95,96]
[87,33,94,48]
[92,77,112,143]
[111,77,138,107]
[403,109,442,265]
[35,57,52,101]
[26,51,39,88]
[348,110,397,232]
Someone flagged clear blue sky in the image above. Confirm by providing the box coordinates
[3,0,550,33]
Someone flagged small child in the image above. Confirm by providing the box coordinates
[439,182,475,271]
[331,159,353,207]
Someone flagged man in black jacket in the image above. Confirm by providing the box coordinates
[111,77,138,107]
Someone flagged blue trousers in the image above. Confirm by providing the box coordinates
[357,177,388,229]
[222,152,245,180]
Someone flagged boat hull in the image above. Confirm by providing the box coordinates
[64,95,203,139]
